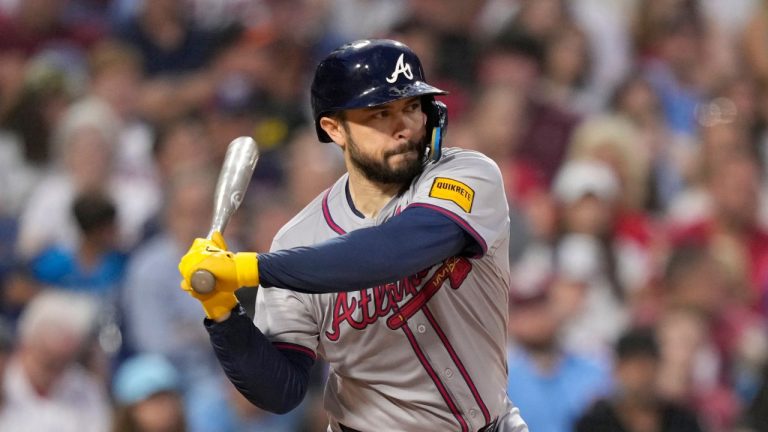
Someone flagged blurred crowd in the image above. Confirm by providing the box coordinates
[1,0,768,431]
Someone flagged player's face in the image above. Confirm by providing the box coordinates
[341,97,427,185]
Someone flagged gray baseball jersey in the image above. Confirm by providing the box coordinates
[254,148,527,432]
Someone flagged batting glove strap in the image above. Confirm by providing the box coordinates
[235,252,259,287]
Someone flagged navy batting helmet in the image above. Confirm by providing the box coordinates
[311,39,448,161]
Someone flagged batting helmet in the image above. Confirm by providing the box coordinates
[311,39,448,161]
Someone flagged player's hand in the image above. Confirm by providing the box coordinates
[179,231,260,290]
[180,278,238,320]
[178,231,259,320]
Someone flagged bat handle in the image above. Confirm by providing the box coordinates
[190,270,216,294]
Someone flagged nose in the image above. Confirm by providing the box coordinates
[393,112,412,141]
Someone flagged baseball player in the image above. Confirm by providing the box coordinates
[178,39,528,432]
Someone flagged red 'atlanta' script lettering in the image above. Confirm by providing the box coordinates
[325,257,472,341]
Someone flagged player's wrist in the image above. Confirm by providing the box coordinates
[235,252,259,287]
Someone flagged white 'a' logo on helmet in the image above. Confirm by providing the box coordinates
[386,53,413,83]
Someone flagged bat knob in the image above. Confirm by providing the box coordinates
[190,270,216,294]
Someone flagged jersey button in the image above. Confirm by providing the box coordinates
[444,368,454,379]
[417,324,426,333]
[469,409,478,418]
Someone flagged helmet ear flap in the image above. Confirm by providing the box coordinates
[424,99,448,162]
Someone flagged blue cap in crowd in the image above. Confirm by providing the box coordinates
[112,354,180,405]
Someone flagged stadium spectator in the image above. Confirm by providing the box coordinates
[111,353,186,432]
[16,98,158,258]
[576,326,704,432]
[30,191,125,299]
[0,290,111,432]
[507,281,612,432]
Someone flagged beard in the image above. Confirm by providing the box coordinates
[347,134,427,187]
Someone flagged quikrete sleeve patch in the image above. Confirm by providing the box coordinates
[429,177,474,212]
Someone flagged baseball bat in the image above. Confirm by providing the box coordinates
[190,136,259,294]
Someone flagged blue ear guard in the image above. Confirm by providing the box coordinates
[425,100,448,162]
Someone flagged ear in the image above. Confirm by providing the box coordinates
[319,117,345,146]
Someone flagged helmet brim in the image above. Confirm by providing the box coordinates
[341,81,448,110]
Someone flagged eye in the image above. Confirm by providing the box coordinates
[404,101,421,112]
[371,110,389,119]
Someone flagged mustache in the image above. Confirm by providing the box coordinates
[384,139,425,158]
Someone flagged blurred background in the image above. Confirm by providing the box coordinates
[1,0,768,431]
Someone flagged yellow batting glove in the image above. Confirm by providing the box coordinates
[180,279,238,320]
[177,231,259,320]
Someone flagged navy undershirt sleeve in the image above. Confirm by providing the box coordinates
[258,206,481,293]
[205,305,314,414]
